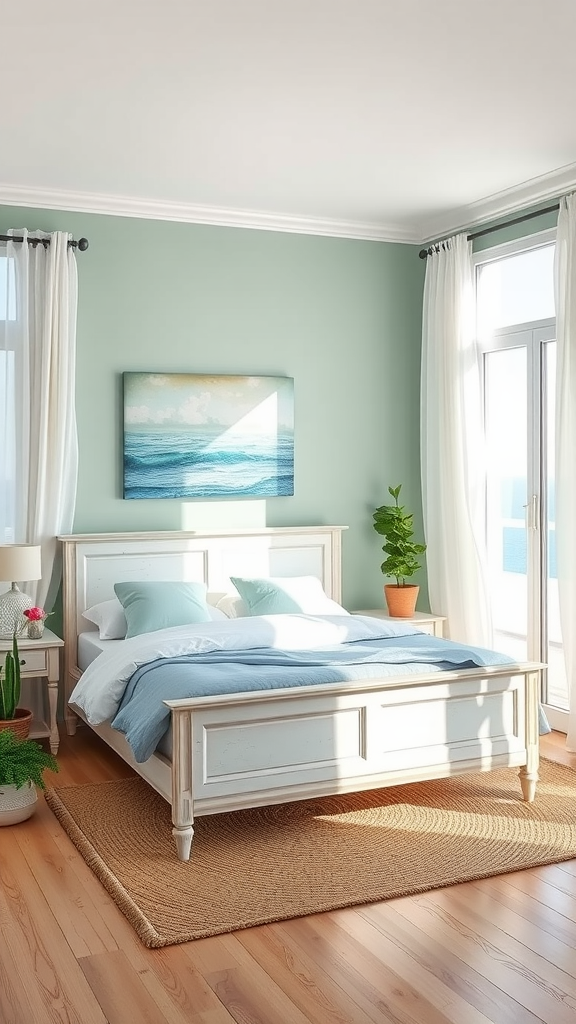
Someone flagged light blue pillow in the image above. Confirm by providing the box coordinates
[114,581,212,638]
[229,575,350,617]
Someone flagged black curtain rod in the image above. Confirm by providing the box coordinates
[418,202,560,259]
[0,234,89,251]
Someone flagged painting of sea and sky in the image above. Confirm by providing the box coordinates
[123,373,294,500]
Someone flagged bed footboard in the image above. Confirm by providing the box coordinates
[165,662,542,861]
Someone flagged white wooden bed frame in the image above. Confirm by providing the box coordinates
[60,527,542,861]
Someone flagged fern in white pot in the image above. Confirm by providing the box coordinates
[0,729,58,825]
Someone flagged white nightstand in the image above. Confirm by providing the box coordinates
[0,628,64,754]
[354,609,446,638]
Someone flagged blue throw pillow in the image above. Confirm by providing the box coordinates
[114,581,212,638]
[229,575,350,617]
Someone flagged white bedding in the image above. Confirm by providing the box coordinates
[69,613,420,726]
[77,631,124,670]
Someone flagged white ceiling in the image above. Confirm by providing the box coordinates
[3,0,576,243]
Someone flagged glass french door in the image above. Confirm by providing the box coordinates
[476,236,567,727]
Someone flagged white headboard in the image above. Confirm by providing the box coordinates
[59,525,347,703]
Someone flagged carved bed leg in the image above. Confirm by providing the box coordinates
[65,668,81,734]
[170,707,194,861]
[519,769,538,802]
[519,669,540,802]
[172,823,194,861]
[65,711,78,736]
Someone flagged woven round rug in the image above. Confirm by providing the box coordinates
[44,757,576,948]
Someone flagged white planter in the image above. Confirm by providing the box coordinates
[0,781,38,825]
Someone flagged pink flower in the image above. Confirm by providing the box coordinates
[24,606,47,621]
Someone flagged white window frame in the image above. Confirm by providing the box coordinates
[472,228,567,732]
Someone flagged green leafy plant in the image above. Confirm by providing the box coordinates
[0,729,58,789]
[373,484,427,586]
[0,634,22,720]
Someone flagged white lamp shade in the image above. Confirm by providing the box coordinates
[0,544,42,584]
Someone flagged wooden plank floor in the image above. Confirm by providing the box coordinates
[1,729,575,1024]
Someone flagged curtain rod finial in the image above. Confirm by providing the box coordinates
[418,248,428,259]
[77,238,89,251]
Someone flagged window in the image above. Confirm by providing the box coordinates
[474,230,567,728]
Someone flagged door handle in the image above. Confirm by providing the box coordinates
[523,494,539,531]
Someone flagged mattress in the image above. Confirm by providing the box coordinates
[76,631,173,758]
[77,631,124,671]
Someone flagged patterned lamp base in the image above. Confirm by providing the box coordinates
[0,584,33,638]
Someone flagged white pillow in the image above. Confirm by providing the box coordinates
[84,598,127,640]
[84,596,228,639]
[216,593,249,618]
[207,604,228,621]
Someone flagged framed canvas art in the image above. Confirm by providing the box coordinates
[123,372,294,500]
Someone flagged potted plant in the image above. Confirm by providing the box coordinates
[0,633,32,738]
[0,728,58,825]
[373,484,427,617]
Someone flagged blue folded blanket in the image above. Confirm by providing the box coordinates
[111,633,517,762]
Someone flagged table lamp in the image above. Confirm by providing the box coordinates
[0,544,42,638]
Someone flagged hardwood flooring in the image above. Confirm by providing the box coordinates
[1,729,575,1024]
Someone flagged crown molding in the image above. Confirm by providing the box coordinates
[0,183,421,244]
[418,161,576,244]
[4,163,574,248]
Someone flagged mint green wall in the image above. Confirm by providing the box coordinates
[1,206,426,611]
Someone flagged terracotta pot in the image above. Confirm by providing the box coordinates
[0,707,33,740]
[0,781,38,826]
[384,583,419,618]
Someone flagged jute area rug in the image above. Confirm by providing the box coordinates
[45,757,576,949]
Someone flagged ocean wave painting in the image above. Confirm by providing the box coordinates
[123,373,294,500]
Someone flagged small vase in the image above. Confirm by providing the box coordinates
[27,620,45,639]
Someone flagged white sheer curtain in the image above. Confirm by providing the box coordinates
[420,233,492,646]
[554,195,576,750]
[0,229,78,717]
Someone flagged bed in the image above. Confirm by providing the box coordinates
[59,526,543,860]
